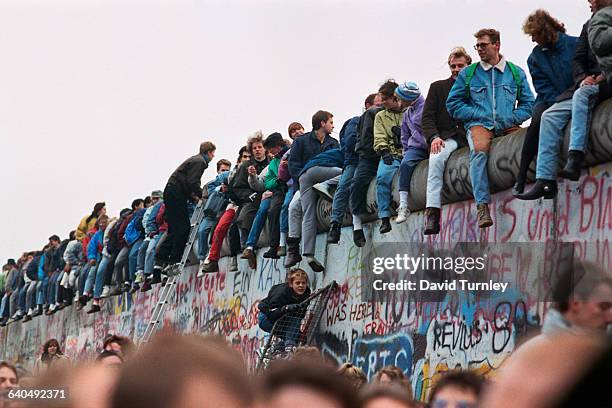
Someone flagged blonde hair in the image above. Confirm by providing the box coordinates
[448,46,473,65]
[288,268,309,285]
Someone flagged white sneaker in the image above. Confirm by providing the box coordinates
[134,271,145,284]
[395,206,409,224]
[100,285,110,298]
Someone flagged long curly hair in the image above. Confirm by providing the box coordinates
[523,9,566,46]
[41,338,63,362]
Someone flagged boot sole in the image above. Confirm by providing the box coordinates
[308,260,325,272]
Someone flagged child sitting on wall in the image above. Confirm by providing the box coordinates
[258,268,311,351]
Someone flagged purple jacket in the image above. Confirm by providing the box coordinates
[401,95,428,151]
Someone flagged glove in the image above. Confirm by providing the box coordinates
[281,304,301,313]
[381,150,393,166]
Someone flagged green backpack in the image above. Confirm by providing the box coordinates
[464,61,522,100]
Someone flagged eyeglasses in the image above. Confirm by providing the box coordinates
[449,64,466,69]
[474,42,491,50]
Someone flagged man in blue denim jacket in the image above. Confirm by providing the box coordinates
[447,28,534,228]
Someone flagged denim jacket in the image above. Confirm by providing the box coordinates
[446,58,535,134]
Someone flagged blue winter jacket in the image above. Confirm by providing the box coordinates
[446,59,535,134]
[527,32,578,105]
[203,171,230,218]
[339,117,360,167]
[289,130,339,183]
[300,148,344,177]
[87,230,104,261]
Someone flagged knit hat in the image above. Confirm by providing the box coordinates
[151,190,163,199]
[264,132,284,148]
[395,82,421,101]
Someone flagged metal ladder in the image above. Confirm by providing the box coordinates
[139,199,207,344]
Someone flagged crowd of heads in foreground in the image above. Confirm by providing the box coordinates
[1,330,611,408]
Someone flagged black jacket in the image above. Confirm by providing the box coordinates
[228,157,269,205]
[167,154,210,199]
[558,20,612,102]
[258,283,311,322]
[43,247,61,276]
[354,106,383,159]
[27,255,40,281]
[422,77,467,147]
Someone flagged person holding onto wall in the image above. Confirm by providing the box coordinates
[327,93,382,244]
[155,141,215,271]
[258,268,312,352]
[518,0,612,200]
[513,10,578,196]
[422,47,471,235]
[201,133,268,273]
[447,28,534,227]
[589,0,612,86]
[350,83,385,247]
[284,111,339,268]
[394,82,429,226]
[241,132,287,269]
[373,80,404,234]
[76,202,106,242]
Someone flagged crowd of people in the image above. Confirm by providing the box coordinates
[3,3,612,325]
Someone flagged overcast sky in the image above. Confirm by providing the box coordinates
[0,0,587,263]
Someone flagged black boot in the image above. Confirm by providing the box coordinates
[559,150,584,181]
[516,179,558,200]
[379,217,392,234]
[327,222,341,244]
[263,247,280,259]
[512,181,525,197]
[353,229,366,247]
[423,208,441,235]
[284,238,302,268]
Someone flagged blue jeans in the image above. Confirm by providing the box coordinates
[0,294,9,318]
[93,255,111,299]
[19,284,28,312]
[47,271,60,304]
[84,259,100,295]
[399,147,428,192]
[79,263,91,296]
[258,311,302,347]
[350,158,379,216]
[280,188,296,234]
[246,198,271,248]
[136,239,149,272]
[26,282,38,311]
[197,218,216,260]
[36,275,49,306]
[376,158,401,218]
[467,128,491,205]
[331,164,356,224]
[128,239,144,282]
[536,85,599,180]
[145,233,163,275]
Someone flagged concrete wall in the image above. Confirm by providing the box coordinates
[2,101,611,400]
[2,158,611,399]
